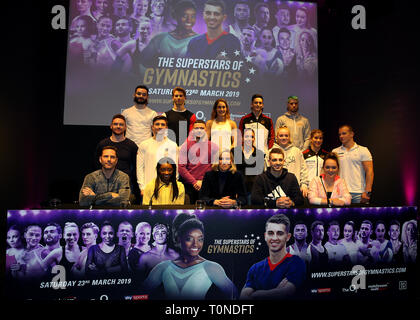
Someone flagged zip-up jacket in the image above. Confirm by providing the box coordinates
[239,112,275,150]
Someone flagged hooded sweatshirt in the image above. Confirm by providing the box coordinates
[251,168,304,207]
[275,112,311,151]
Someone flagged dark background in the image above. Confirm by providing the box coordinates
[1,0,419,306]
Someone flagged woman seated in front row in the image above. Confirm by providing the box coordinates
[142,157,185,205]
[308,152,351,206]
[199,150,247,208]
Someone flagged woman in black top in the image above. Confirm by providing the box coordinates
[231,128,265,197]
[86,221,128,277]
[199,150,247,208]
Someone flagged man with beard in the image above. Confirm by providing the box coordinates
[122,85,158,148]
[37,223,64,275]
[307,220,328,270]
[287,222,310,263]
[240,26,257,58]
[240,214,306,299]
[356,220,374,265]
[96,114,139,202]
[275,96,311,151]
[114,17,133,43]
[252,2,270,38]
[229,1,252,38]
[162,87,196,146]
[111,0,130,21]
[117,221,134,257]
[79,146,131,206]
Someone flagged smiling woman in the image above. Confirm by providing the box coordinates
[143,213,238,299]
[142,157,185,205]
[308,152,351,206]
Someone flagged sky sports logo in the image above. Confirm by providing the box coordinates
[124,295,149,301]
[311,288,331,294]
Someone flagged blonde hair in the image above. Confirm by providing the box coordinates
[212,149,237,173]
[277,125,292,144]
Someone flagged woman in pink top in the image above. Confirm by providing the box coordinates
[308,153,351,206]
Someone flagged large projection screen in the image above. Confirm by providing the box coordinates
[64,0,318,128]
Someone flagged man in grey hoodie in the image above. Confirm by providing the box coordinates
[275,96,311,151]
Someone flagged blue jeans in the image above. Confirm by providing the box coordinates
[350,193,362,203]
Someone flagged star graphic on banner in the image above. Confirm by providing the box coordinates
[249,67,256,74]
[234,50,240,56]
[220,51,227,57]
[245,55,253,63]
[245,78,251,83]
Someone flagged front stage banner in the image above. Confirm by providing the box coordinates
[5,207,418,300]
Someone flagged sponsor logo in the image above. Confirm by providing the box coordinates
[399,281,407,291]
[368,283,389,291]
[124,294,149,300]
[311,288,331,294]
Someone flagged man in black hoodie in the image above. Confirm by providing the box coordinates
[251,148,303,208]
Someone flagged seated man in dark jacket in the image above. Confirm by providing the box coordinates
[79,146,130,207]
[199,150,247,208]
[251,148,303,208]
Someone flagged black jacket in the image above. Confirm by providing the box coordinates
[251,169,304,207]
[199,170,247,206]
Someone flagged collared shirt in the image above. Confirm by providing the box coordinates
[332,143,372,193]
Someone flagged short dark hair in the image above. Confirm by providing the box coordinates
[278,27,291,36]
[205,0,226,14]
[251,93,263,103]
[134,85,149,94]
[265,214,291,233]
[101,145,118,157]
[311,220,324,233]
[269,147,284,159]
[374,220,386,230]
[172,86,186,97]
[254,2,269,15]
[45,222,62,235]
[100,221,114,233]
[361,220,372,229]
[389,220,400,229]
[328,220,340,230]
[152,115,168,125]
[112,114,126,123]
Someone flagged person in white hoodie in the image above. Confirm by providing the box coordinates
[268,126,309,197]
[275,95,311,151]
